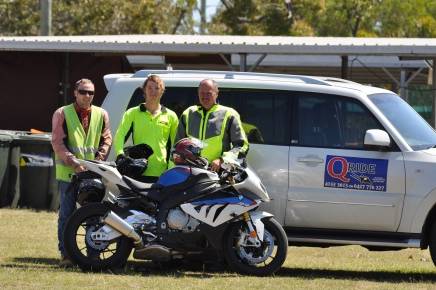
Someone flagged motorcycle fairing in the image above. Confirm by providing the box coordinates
[180,200,260,227]
[191,196,256,207]
[80,159,130,188]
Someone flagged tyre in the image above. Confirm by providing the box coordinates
[63,203,133,271]
[223,217,288,276]
[429,221,436,266]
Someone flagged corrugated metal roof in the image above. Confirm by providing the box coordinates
[0,34,436,56]
[127,54,428,68]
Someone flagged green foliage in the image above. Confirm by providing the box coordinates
[54,0,196,35]
[315,0,380,37]
[0,0,196,36]
[0,0,435,37]
[375,0,436,37]
[0,0,39,36]
[209,0,294,35]
[210,0,436,37]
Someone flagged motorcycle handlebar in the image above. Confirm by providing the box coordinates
[218,162,244,183]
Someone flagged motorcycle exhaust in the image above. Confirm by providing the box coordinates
[103,211,143,247]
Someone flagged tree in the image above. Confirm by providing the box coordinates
[0,0,39,36]
[314,0,380,37]
[375,0,436,37]
[209,0,436,37]
[0,0,196,36]
[209,0,297,35]
[53,0,197,35]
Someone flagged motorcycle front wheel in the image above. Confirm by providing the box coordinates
[223,217,287,276]
[63,203,133,271]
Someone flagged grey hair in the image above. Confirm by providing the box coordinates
[199,79,219,92]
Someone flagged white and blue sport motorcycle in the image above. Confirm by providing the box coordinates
[63,141,287,276]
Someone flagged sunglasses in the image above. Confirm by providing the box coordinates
[78,89,95,96]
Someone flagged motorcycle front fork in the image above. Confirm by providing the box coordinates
[242,212,261,247]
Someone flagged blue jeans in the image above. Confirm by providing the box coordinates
[57,180,76,257]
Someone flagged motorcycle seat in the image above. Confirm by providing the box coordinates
[122,176,163,201]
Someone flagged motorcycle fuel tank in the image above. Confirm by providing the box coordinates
[157,166,220,187]
[157,166,191,186]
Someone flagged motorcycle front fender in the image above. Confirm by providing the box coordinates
[250,211,274,241]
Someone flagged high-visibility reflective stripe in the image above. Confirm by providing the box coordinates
[185,110,190,137]
[69,146,98,155]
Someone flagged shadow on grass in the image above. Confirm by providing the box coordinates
[126,260,231,278]
[275,267,436,282]
[4,257,436,282]
[1,257,59,270]
[4,257,229,278]
[13,257,59,265]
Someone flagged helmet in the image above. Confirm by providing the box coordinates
[124,143,153,160]
[76,178,105,206]
[172,138,208,168]
[116,155,148,178]
[115,143,153,179]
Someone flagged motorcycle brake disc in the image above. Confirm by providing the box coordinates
[238,230,274,265]
[85,225,110,251]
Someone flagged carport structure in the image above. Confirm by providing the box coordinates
[0,34,435,129]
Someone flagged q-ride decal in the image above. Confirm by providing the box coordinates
[324,155,388,191]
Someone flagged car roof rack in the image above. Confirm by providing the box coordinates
[132,70,332,86]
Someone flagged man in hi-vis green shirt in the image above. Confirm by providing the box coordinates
[175,79,249,172]
[114,75,178,182]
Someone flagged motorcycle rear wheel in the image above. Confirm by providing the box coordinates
[63,203,133,271]
[223,217,287,276]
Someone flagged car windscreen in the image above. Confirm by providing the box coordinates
[368,93,436,150]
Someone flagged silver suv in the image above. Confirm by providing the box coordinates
[102,70,436,266]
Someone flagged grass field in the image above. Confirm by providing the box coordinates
[1,208,436,290]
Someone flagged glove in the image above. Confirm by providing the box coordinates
[116,154,133,175]
[115,154,126,165]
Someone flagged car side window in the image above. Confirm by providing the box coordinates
[340,100,383,149]
[220,89,291,146]
[126,87,197,117]
[296,93,383,149]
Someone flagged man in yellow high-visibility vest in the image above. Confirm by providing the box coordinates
[51,79,112,267]
[175,79,249,172]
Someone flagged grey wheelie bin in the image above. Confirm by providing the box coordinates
[0,133,13,207]
[9,133,57,210]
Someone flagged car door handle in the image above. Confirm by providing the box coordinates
[297,156,324,164]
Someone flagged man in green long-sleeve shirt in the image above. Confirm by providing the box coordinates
[114,75,178,182]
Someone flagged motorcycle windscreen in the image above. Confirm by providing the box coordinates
[157,166,191,186]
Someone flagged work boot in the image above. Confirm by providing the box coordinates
[59,255,74,268]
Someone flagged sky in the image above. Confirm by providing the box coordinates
[204,0,220,21]
[193,0,220,32]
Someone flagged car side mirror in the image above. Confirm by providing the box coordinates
[364,129,391,149]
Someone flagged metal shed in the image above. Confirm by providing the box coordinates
[0,34,435,129]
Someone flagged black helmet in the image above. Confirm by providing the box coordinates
[116,155,148,178]
[124,143,154,159]
[172,138,208,168]
[116,143,153,178]
[76,178,105,206]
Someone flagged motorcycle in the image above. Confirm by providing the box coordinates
[63,140,288,276]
